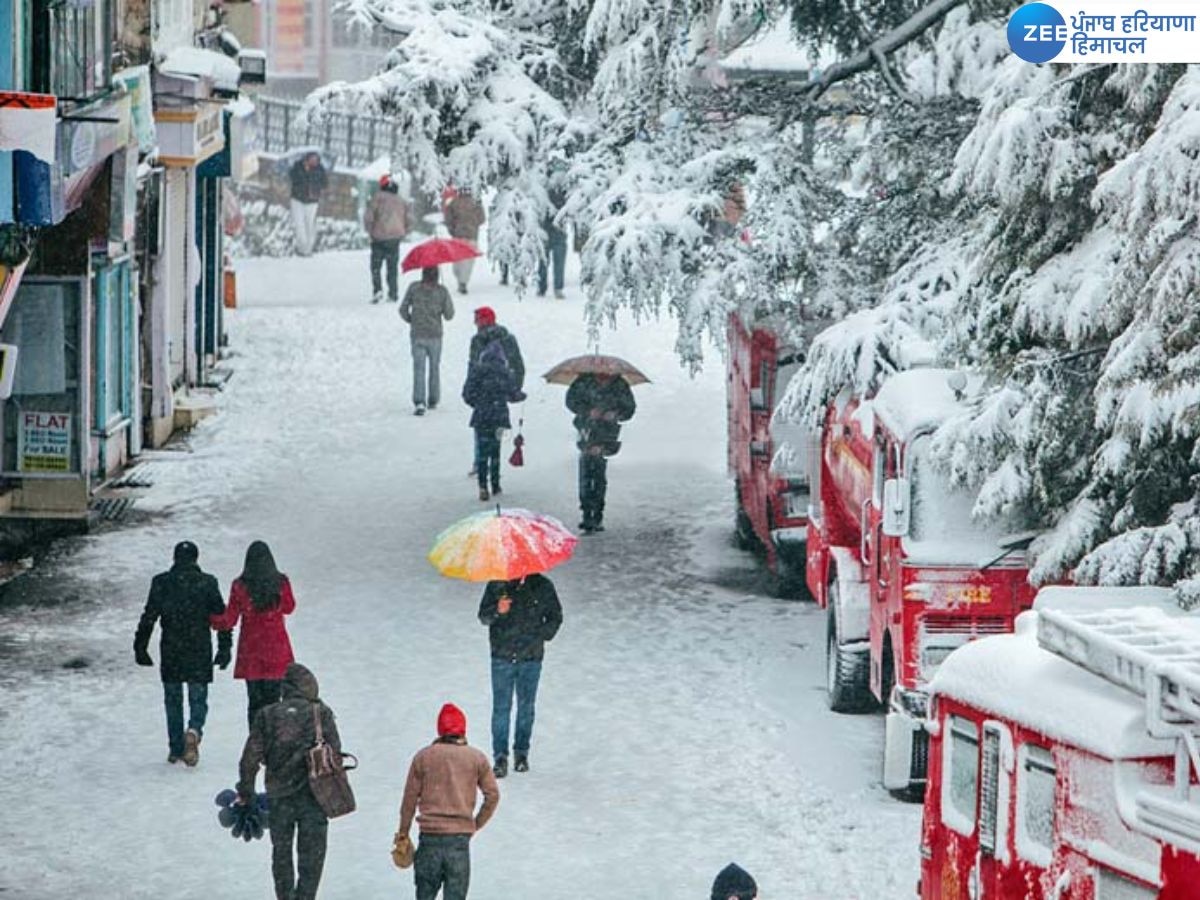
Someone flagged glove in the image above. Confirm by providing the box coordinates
[135,649,153,667]
[214,647,231,670]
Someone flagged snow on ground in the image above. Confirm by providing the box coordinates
[0,248,918,898]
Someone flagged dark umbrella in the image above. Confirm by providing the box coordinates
[401,238,481,273]
[542,354,650,386]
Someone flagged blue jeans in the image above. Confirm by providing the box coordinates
[163,682,209,757]
[490,658,542,759]
[411,337,443,408]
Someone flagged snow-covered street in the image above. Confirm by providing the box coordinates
[0,251,919,898]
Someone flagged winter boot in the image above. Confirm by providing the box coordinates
[491,481,502,497]
[514,755,529,773]
[591,513,605,533]
[414,404,426,416]
[554,290,566,300]
[479,487,490,502]
[167,754,182,765]
[371,291,383,304]
[493,756,508,779]
[578,509,595,533]
[182,729,201,767]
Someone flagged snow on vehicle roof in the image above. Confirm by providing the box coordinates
[871,368,979,439]
[931,610,1195,759]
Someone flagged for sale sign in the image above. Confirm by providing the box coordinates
[17,411,72,473]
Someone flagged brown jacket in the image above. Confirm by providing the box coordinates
[444,194,485,241]
[398,737,499,836]
[364,189,409,241]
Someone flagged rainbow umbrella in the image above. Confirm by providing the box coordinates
[428,507,577,582]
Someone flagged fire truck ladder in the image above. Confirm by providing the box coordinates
[1038,607,1200,851]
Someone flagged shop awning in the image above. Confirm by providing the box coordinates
[0,93,57,164]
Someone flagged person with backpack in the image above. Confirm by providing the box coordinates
[466,307,525,478]
[462,340,515,501]
[209,540,297,729]
[134,541,232,766]
[237,662,341,900]
[364,173,410,303]
[397,703,500,900]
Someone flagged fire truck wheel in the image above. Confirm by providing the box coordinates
[825,596,873,713]
[733,484,761,553]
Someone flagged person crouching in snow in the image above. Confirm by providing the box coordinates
[209,540,297,729]
[462,340,515,501]
[711,863,758,900]
[565,372,637,533]
[237,662,341,900]
[134,540,231,766]
[397,703,500,900]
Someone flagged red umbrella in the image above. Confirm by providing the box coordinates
[401,238,481,273]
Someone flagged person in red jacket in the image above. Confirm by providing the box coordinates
[210,540,297,728]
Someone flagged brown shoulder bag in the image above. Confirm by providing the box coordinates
[306,703,358,818]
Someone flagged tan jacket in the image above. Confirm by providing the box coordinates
[399,738,499,836]
[364,190,409,241]
[444,194,485,241]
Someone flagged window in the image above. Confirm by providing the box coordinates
[32,0,113,98]
[1016,744,1056,865]
[1094,869,1156,900]
[941,715,979,835]
[978,727,1001,855]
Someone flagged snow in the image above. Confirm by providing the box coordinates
[931,610,1192,760]
[1033,586,1178,615]
[159,47,243,94]
[717,17,836,75]
[871,368,979,441]
[0,249,919,897]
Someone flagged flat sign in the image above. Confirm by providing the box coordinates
[17,410,72,472]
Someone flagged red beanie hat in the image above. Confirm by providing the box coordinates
[437,703,467,737]
[474,306,496,326]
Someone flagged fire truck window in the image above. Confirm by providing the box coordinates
[942,715,979,836]
[1016,744,1055,866]
[1094,868,1156,899]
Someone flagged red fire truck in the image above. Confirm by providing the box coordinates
[805,366,1037,794]
[921,588,1200,899]
[727,313,814,595]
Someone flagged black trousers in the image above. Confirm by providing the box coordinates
[246,679,282,730]
[578,452,608,518]
[270,788,329,900]
[370,239,401,299]
[414,833,471,900]
[475,429,501,491]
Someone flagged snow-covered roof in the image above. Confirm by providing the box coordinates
[718,17,837,74]
[931,610,1195,759]
[160,47,241,94]
[871,367,979,439]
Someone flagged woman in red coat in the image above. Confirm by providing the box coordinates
[210,541,296,728]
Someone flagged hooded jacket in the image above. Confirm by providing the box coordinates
[238,663,340,801]
[477,573,563,662]
[468,325,525,392]
[711,863,757,900]
[134,562,231,684]
[462,341,514,430]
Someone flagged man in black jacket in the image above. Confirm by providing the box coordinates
[289,151,327,256]
[134,541,231,766]
[238,662,341,900]
[565,373,637,533]
[478,573,562,778]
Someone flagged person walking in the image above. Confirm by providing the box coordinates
[400,266,455,416]
[210,540,297,729]
[289,151,327,257]
[466,307,525,479]
[364,173,410,303]
[537,174,568,299]
[462,340,514,501]
[397,703,500,900]
[711,863,758,900]
[134,541,232,766]
[443,189,485,294]
[565,373,637,533]
[237,662,340,900]
[478,573,562,778]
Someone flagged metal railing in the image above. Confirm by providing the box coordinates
[257,95,402,169]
